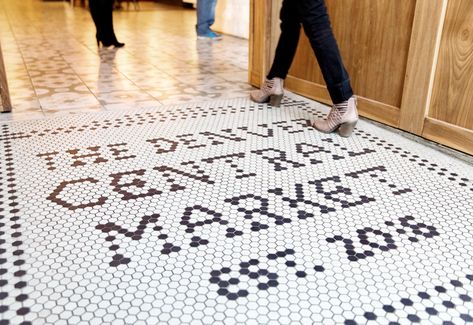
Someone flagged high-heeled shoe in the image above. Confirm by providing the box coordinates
[111,41,125,48]
[312,96,359,137]
[250,78,284,107]
[96,35,125,48]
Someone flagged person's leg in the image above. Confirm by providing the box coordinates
[207,0,217,30]
[297,0,357,136]
[250,0,300,107]
[101,0,116,44]
[196,0,218,36]
[267,0,301,80]
[297,0,352,104]
[89,0,102,44]
[98,0,124,47]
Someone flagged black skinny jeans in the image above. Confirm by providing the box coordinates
[267,0,353,104]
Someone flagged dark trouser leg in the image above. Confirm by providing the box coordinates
[267,0,301,80]
[101,0,118,44]
[297,0,352,103]
[89,0,102,41]
[91,0,118,45]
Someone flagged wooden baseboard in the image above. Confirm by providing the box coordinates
[285,76,331,105]
[359,97,400,127]
[285,76,400,127]
[422,117,473,155]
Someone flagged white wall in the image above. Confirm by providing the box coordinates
[213,0,250,39]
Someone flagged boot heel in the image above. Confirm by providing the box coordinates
[269,94,283,107]
[338,121,357,137]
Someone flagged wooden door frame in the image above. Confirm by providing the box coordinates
[398,0,448,135]
[249,0,273,88]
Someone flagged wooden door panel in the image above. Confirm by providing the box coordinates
[289,0,416,108]
[429,0,473,130]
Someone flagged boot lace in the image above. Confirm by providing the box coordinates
[262,79,275,94]
[325,101,348,128]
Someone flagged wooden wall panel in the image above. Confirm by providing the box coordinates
[429,0,473,130]
[249,0,272,87]
[269,0,283,66]
[0,41,12,113]
[423,117,473,155]
[288,0,416,108]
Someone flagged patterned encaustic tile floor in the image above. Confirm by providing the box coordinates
[1,95,473,325]
[0,0,251,121]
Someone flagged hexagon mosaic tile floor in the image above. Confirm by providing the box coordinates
[1,96,473,325]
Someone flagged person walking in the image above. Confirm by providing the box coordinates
[196,0,222,40]
[89,0,125,48]
[250,0,358,137]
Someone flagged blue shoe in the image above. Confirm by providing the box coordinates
[197,31,223,40]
